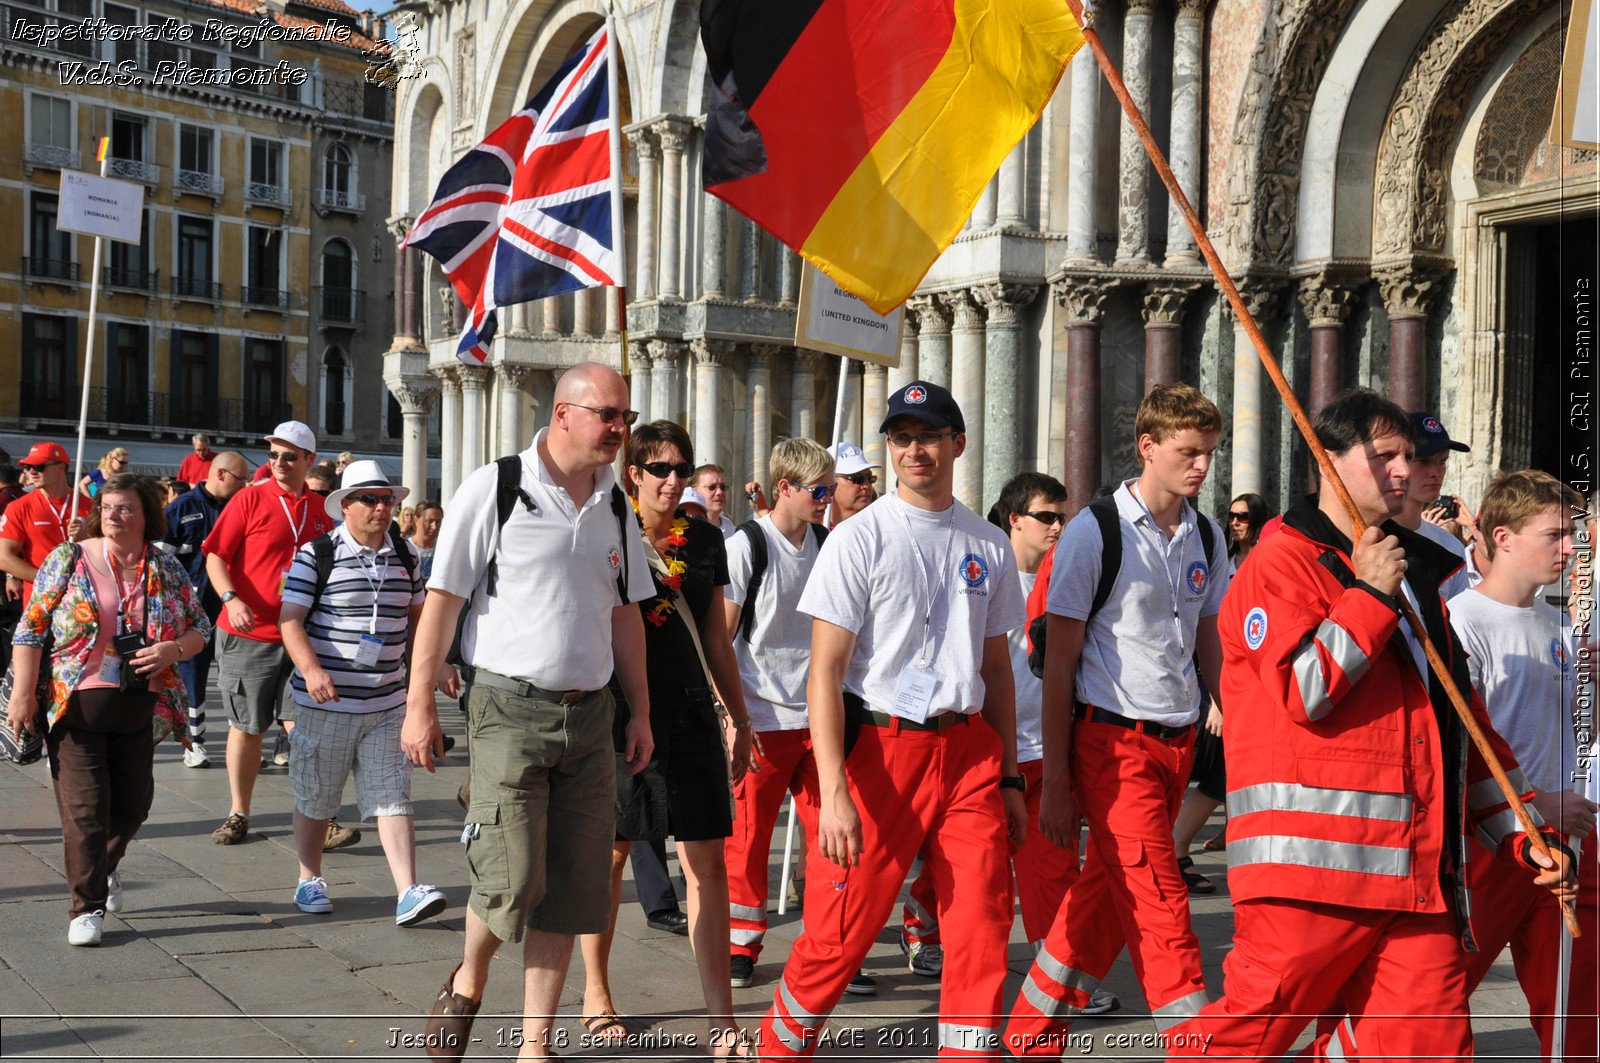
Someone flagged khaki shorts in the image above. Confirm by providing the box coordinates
[463,682,616,941]
[215,631,294,735]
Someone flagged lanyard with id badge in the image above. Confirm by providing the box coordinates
[351,548,389,668]
[101,542,151,693]
[277,495,309,596]
[893,504,957,723]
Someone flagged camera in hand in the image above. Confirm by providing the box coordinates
[112,631,149,695]
[1435,494,1459,520]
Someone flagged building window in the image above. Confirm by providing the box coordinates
[111,112,145,162]
[27,94,74,169]
[245,226,285,307]
[245,338,286,430]
[170,331,217,428]
[387,393,403,440]
[104,323,148,422]
[174,215,213,298]
[27,192,73,280]
[250,139,282,187]
[107,209,152,289]
[324,143,353,195]
[323,347,348,436]
[103,4,140,65]
[22,314,75,418]
[176,125,223,196]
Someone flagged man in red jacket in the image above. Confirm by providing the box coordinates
[1169,389,1576,1060]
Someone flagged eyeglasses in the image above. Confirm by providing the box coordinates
[566,402,640,427]
[1227,512,1251,522]
[215,468,243,482]
[791,481,836,502]
[349,493,396,507]
[99,504,138,517]
[841,472,877,486]
[700,482,728,494]
[267,450,301,464]
[640,461,694,480]
[886,430,954,449]
[1023,511,1066,527]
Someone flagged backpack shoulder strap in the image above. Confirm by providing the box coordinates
[309,533,337,613]
[1087,494,1123,620]
[387,525,417,581]
[735,519,768,642]
[484,455,532,598]
[610,485,632,606]
[1194,505,1218,571]
[812,522,830,546]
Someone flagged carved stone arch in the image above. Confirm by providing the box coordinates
[399,77,448,216]
[654,0,705,117]
[1472,24,1566,193]
[1371,0,1556,260]
[480,0,637,137]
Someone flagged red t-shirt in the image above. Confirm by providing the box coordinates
[252,462,272,485]
[178,452,215,485]
[201,479,336,643]
[0,488,94,602]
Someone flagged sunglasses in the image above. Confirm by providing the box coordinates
[841,471,877,486]
[348,493,396,507]
[267,450,301,463]
[1228,512,1251,522]
[886,430,954,449]
[791,481,837,502]
[640,461,694,480]
[1023,511,1066,527]
[566,402,640,427]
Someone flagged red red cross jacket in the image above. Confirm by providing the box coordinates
[1220,500,1545,923]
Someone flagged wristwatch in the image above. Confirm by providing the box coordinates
[999,775,1026,793]
[220,591,239,604]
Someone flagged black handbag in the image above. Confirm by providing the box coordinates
[0,665,46,765]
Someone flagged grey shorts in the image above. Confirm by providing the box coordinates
[214,631,294,735]
[462,682,615,941]
[289,704,412,821]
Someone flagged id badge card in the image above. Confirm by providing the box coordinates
[98,654,123,685]
[891,666,938,724]
[355,634,384,668]
[279,567,292,595]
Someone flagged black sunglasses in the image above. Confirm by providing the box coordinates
[1228,512,1251,522]
[349,493,396,507]
[841,471,877,486]
[640,461,694,480]
[267,450,301,463]
[1023,511,1066,527]
[566,402,640,426]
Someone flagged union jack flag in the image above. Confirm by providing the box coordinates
[406,25,621,364]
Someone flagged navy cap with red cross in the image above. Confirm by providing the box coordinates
[1409,412,1471,459]
[880,380,965,435]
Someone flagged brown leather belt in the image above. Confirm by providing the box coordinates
[465,667,593,704]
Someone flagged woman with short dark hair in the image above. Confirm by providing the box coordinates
[5,473,209,946]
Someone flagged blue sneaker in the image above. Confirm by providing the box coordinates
[396,883,447,927]
[294,877,332,914]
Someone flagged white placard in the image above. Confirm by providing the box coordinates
[57,171,145,243]
[795,264,904,367]
[1554,0,1600,150]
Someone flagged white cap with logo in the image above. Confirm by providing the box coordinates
[828,441,880,476]
[264,420,317,454]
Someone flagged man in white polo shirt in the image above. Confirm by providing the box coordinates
[1005,383,1228,1057]
[402,362,655,1063]
[759,380,1027,1060]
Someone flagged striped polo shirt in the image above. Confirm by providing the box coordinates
[281,523,425,713]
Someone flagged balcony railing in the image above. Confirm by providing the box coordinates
[18,384,298,436]
[242,285,290,309]
[317,187,366,213]
[23,257,78,282]
[316,286,364,326]
[107,157,160,184]
[18,378,77,420]
[25,142,79,170]
[245,181,292,207]
[171,276,221,301]
[175,170,224,198]
[104,265,157,291]
[88,386,152,425]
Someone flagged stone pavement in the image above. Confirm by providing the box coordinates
[0,705,1544,1061]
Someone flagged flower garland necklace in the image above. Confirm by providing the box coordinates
[633,497,690,628]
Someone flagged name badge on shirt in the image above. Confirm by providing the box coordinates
[98,655,123,685]
[355,633,384,668]
[279,567,292,596]
[892,666,938,724]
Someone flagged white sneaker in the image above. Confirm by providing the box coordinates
[105,870,123,914]
[182,742,211,768]
[272,733,291,766]
[67,910,104,946]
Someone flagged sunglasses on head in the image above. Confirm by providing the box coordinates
[566,402,640,426]
[1023,511,1066,527]
[267,450,301,463]
[841,471,877,486]
[348,493,395,507]
[640,461,694,480]
[791,481,836,502]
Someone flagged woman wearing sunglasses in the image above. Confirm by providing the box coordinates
[578,419,758,1059]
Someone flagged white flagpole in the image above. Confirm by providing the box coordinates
[604,7,630,373]
[777,796,798,915]
[831,356,852,446]
[69,141,111,526]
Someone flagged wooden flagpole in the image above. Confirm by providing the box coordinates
[1061,0,1579,933]
[69,138,113,528]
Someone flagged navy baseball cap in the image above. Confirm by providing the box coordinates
[880,380,965,434]
[1410,412,1470,458]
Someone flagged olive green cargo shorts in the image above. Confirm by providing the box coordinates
[462,683,616,941]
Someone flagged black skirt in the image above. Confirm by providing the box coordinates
[1188,724,1226,803]
[613,684,733,843]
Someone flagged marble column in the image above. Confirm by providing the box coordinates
[386,216,417,347]
[778,248,799,306]
[603,286,621,336]
[387,378,437,500]
[977,283,1037,506]
[629,127,660,301]
[863,363,889,468]
[792,350,821,439]
[629,342,653,422]
[1056,279,1108,514]
[996,139,1028,229]
[458,365,489,477]
[908,295,953,388]
[747,345,776,490]
[1163,0,1207,267]
[542,295,562,335]
[572,288,596,337]
[649,339,684,423]
[496,363,529,453]
[1229,285,1277,498]
[701,194,727,299]
[948,290,987,510]
[691,338,728,466]
[972,178,998,230]
[656,119,688,301]
[1297,275,1360,419]
[890,313,920,396]
[436,367,462,502]
[1065,49,1101,264]
[741,213,763,302]
[1142,284,1195,393]
[1377,264,1446,413]
[1113,0,1157,268]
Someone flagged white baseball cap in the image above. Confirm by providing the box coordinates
[680,485,710,512]
[324,459,409,521]
[264,420,316,454]
[829,441,880,476]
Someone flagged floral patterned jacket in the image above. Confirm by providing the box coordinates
[14,540,209,741]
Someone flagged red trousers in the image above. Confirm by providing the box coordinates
[1169,899,1473,1062]
[760,718,1013,1060]
[1005,720,1204,1057]
[725,728,817,962]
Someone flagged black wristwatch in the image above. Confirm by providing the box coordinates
[999,775,1026,793]
[220,591,239,604]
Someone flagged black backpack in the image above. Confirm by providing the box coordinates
[1026,495,1218,678]
[448,455,633,666]
[733,518,829,642]
[306,526,417,615]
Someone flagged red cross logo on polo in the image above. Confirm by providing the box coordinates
[958,553,988,588]
[1186,561,1208,595]
[1245,607,1268,650]
[905,386,928,404]
[1423,416,1442,433]
[1551,637,1568,671]
[607,546,621,571]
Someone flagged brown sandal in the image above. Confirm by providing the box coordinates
[582,1010,629,1044]
[424,962,482,1062]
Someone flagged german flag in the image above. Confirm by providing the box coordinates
[701,0,1083,314]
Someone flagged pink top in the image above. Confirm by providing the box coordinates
[79,547,158,693]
